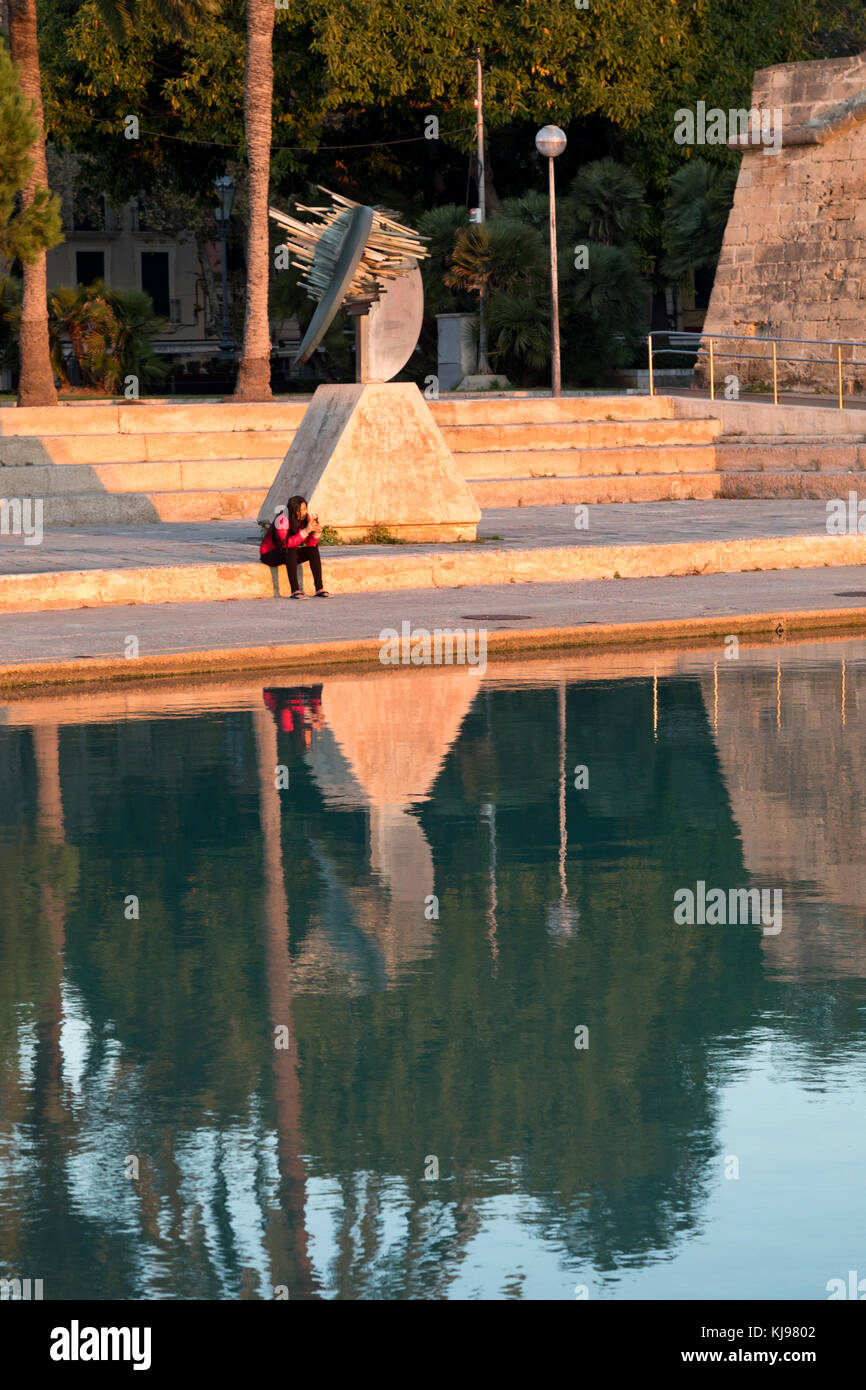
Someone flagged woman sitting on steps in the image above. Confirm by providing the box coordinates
[259,494,330,598]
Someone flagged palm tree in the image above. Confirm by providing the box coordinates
[7,0,210,409]
[417,204,470,316]
[566,158,648,247]
[233,0,274,401]
[8,0,57,405]
[94,0,214,43]
[661,158,737,282]
[444,220,547,299]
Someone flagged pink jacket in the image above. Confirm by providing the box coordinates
[275,513,318,548]
[260,514,319,562]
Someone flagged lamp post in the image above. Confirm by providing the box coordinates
[214,174,236,356]
[535,125,566,397]
[474,47,491,376]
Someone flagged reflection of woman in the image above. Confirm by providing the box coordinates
[260,495,330,598]
[263,686,325,747]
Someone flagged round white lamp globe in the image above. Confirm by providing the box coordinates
[535,125,567,158]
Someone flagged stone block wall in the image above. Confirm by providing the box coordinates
[698,50,866,396]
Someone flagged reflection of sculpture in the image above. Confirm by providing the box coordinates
[275,668,483,985]
[270,190,427,383]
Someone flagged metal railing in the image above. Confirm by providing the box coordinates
[647,330,866,409]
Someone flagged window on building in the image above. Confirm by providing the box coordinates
[73,188,105,232]
[141,252,171,319]
[76,251,105,287]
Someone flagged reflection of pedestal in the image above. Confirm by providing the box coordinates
[306,667,483,979]
[257,383,480,542]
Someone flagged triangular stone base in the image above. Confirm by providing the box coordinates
[257,383,481,541]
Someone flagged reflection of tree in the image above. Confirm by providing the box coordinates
[32,726,67,1124]
[252,707,316,1299]
[0,724,81,1294]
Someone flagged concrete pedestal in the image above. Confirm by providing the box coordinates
[436,313,477,392]
[257,382,481,541]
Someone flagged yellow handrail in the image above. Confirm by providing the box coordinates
[646,330,862,409]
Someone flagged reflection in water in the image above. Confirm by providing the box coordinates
[253,705,315,1297]
[701,661,866,982]
[1,645,866,1299]
[547,682,577,944]
[298,668,482,983]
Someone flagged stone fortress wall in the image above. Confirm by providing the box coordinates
[698,50,866,395]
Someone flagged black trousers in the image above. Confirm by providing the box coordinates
[284,544,323,593]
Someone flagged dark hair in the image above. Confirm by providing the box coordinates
[286,495,307,536]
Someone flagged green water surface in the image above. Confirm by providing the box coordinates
[1,646,865,1300]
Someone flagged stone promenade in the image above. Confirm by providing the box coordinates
[2,499,866,617]
[1,499,866,687]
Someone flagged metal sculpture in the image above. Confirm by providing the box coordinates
[269,190,428,381]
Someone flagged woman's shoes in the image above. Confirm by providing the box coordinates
[289,591,305,599]
[315,589,331,598]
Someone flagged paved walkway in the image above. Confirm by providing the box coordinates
[0,501,838,576]
[2,566,866,684]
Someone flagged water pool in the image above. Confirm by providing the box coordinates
[1,641,865,1301]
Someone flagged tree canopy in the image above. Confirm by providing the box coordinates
[31,0,866,211]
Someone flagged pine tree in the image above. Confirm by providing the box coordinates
[0,38,61,265]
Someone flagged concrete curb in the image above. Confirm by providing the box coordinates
[3,530,866,614]
[3,606,866,692]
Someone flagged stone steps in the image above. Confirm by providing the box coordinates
[21,468,725,523]
[721,472,866,500]
[719,440,866,472]
[459,444,719,479]
[30,488,266,524]
[0,430,292,465]
[0,457,279,496]
[428,395,678,424]
[441,417,722,451]
[470,472,724,507]
[0,397,732,522]
[0,400,309,436]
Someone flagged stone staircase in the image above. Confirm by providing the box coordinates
[0,395,726,523]
[5,396,866,525]
[717,431,866,498]
[0,402,306,523]
[431,396,723,505]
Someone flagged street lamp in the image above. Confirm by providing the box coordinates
[214,174,236,355]
[535,125,566,397]
[474,47,491,376]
